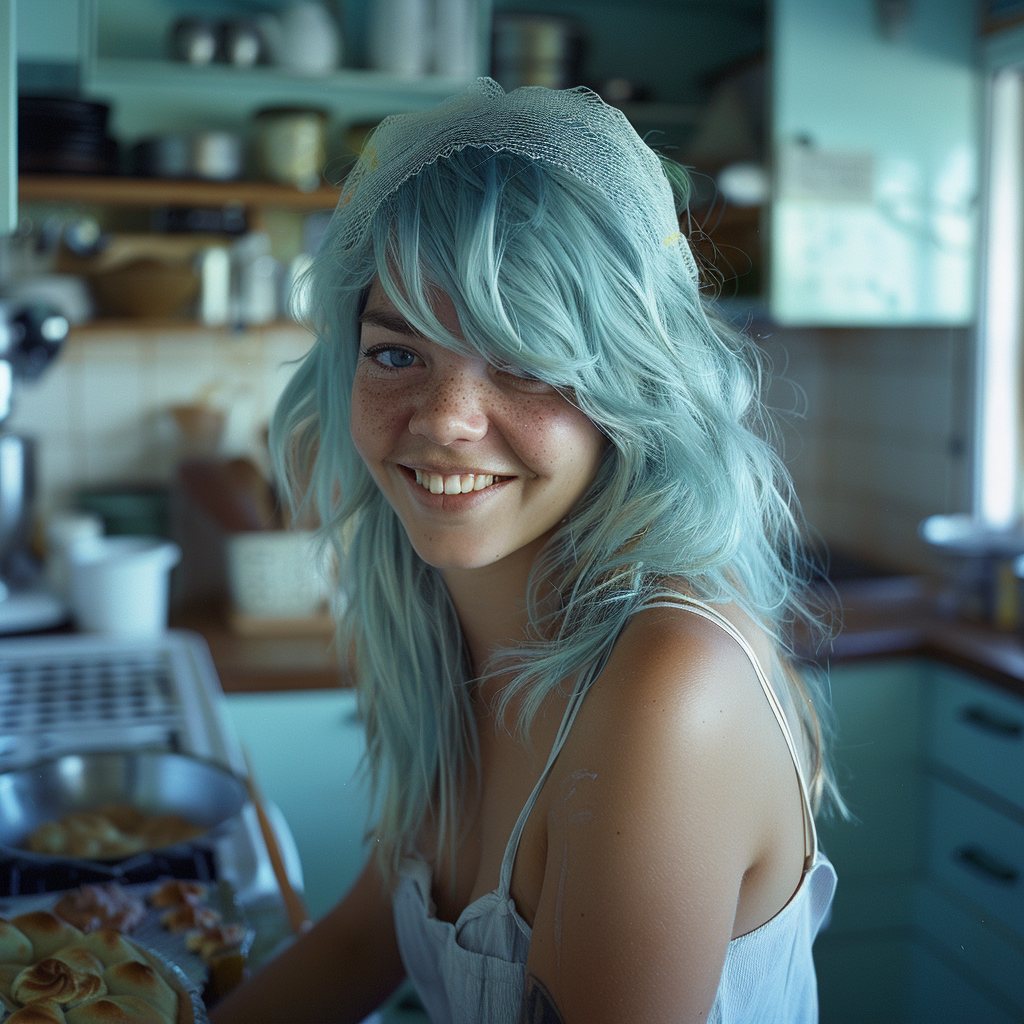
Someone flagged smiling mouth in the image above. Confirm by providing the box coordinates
[409,468,510,495]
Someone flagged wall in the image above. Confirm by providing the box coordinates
[5,324,313,513]
[761,324,974,573]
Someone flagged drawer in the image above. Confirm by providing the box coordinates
[927,778,1024,942]
[927,669,1024,812]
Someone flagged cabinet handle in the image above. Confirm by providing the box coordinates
[955,845,1020,885]
[959,705,1023,739]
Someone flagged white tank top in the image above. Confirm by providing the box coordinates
[392,596,838,1023]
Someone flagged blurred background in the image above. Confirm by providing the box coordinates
[2,2,1024,1023]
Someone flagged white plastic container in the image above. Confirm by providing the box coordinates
[226,530,328,619]
[69,537,182,636]
[44,511,104,601]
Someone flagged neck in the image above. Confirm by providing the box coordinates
[442,535,554,705]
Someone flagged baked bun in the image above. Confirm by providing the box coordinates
[10,957,106,1008]
[158,905,218,933]
[0,918,34,963]
[64,993,171,1024]
[102,960,177,1022]
[5,998,68,1022]
[11,913,83,960]
[51,947,105,978]
[147,882,206,910]
[60,931,143,970]
[0,962,25,1009]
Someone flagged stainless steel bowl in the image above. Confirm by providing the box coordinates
[0,750,247,861]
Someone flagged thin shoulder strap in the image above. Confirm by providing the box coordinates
[644,594,818,872]
[497,655,605,911]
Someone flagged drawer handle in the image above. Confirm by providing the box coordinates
[959,705,1023,739]
[955,845,1020,885]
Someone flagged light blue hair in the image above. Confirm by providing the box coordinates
[271,146,838,880]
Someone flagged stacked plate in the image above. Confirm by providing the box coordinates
[18,97,119,176]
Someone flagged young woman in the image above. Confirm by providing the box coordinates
[211,79,838,1024]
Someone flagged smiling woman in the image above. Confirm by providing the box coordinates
[210,79,840,1024]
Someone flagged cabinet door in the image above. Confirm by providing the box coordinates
[770,0,979,325]
[928,666,1024,812]
[225,688,374,922]
[0,0,14,234]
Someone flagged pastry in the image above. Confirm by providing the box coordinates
[183,923,245,962]
[58,931,144,970]
[158,905,219,933]
[64,994,172,1024]
[54,884,146,934]
[102,959,177,1022]
[147,882,206,910]
[5,999,68,1023]
[10,913,83,961]
[0,918,34,963]
[9,957,106,1008]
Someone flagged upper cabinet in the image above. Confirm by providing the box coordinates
[770,0,981,326]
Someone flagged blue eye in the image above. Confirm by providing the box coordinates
[363,345,417,369]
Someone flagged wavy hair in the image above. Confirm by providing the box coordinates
[271,147,839,881]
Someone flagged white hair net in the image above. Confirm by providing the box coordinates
[335,77,698,282]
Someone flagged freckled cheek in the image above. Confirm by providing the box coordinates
[350,381,410,467]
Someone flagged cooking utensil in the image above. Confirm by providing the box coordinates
[0,751,247,862]
[242,749,310,935]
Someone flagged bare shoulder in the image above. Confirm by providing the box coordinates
[565,598,774,765]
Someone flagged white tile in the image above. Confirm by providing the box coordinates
[7,359,75,436]
[78,341,144,436]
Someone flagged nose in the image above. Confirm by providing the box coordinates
[407,363,490,445]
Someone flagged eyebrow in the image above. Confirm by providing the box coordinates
[357,308,422,337]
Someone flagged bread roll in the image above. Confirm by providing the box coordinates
[158,904,218,933]
[59,931,142,970]
[0,962,24,1009]
[11,913,83,961]
[0,918,34,963]
[51,946,105,978]
[64,994,171,1024]
[5,999,68,1023]
[102,959,177,1022]
[10,957,106,1007]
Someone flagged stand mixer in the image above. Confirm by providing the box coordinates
[0,301,70,632]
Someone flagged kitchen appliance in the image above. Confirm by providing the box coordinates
[0,630,302,903]
[0,301,69,634]
[0,750,248,855]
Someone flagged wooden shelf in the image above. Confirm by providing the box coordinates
[67,317,312,337]
[19,174,342,210]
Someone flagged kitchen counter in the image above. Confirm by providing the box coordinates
[172,579,1024,698]
[807,576,1024,700]
[169,601,351,693]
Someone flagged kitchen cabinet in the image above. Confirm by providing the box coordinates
[770,0,981,326]
[223,687,374,923]
[816,657,1024,1023]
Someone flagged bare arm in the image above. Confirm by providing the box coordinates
[522,610,800,1023]
[210,856,406,1024]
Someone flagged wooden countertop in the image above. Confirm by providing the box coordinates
[801,576,1024,700]
[170,601,351,693]
[173,580,1024,699]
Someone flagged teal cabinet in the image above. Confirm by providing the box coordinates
[224,687,375,922]
[816,658,1024,1023]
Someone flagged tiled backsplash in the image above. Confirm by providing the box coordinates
[7,319,973,575]
[761,324,973,574]
[6,323,315,513]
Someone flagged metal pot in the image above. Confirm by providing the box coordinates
[0,750,248,862]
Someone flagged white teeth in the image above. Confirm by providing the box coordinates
[411,469,501,494]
